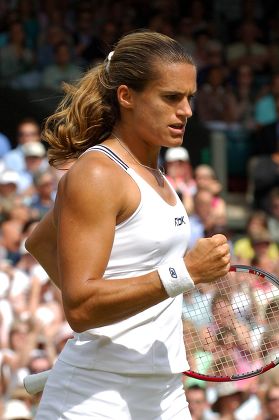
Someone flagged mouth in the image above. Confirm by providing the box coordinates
[168,123,186,135]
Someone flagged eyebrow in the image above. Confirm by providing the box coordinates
[160,90,197,96]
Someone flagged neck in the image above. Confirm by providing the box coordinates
[110,131,165,186]
[111,131,160,170]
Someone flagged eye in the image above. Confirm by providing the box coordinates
[188,94,195,103]
[164,94,181,102]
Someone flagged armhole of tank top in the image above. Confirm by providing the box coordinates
[82,145,129,171]
[83,145,143,227]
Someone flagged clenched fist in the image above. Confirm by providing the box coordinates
[184,234,230,285]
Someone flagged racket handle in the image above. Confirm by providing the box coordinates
[23,369,50,395]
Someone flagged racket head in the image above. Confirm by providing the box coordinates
[182,265,279,382]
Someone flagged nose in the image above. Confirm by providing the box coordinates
[177,97,193,118]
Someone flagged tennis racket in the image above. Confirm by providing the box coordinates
[24,264,279,393]
[182,264,279,382]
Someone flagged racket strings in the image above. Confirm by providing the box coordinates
[182,270,279,378]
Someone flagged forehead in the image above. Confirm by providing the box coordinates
[187,388,205,396]
[196,169,213,177]
[18,122,39,132]
[147,62,197,93]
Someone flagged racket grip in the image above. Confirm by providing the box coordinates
[23,369,50,395]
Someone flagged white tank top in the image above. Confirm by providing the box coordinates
[59,145,191,374]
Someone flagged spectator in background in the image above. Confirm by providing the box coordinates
[249,141,279,211]
[41,41,82,91]
[267,187,279,245]
[226,20,268,74]
[38,0,72,31]
[175,17,195,56]
[253,94,279,156]
[0,132,11,157]
[231,64,257,132]
[2,317,56,394]
[29,170,56,219]
[256,385,279,420]
[248,89,279,209]
[27,353,53,378]
[37,24,70,70]
[0,262,14,348]
[17,141,47,196]
[201,291,253,362]
[182,281,214,331]
[185,385,217,420]
[251,254,279,288]
[0,199,31,264]
[96,21,119,59]
[254,73,279,127]
[72,8,100,67]
[3,118,41,173]
[268,41,279,75]
[211,382,248,420]
[233,210,278,264]
[189,0,210,37]
[192,30,212,72]
[195,65,238,130]
[194,164,227,226]
[164,146,196,214]
[17,0,40,50]
[0,20,34,87]
[8,385,34,412]
[2,399,32,419]
[147,15,173,37]
[250,230,279,267]
[1,319,38,396]
[215,382,261,420]
[188,189,215,249]
[0,171,20,221]
[197,41,225,86]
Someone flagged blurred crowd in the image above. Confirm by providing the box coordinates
[1,0,279,419]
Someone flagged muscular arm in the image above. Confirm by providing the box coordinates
[25,170,169,331]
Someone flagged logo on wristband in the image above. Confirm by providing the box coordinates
[169,267,177,278]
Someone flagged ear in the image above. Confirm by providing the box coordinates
[117,85,135,109]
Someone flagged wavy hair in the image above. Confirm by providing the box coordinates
[43,30,194,168]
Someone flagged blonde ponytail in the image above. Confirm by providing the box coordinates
[43,64,116,168]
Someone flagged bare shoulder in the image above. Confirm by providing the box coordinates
[62,151,125,190]
[57,150,128,216]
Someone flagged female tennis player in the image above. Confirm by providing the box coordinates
[26,31,230,419]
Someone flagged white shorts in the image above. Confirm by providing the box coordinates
[35,359,191,419]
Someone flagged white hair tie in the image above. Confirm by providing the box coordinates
[106,51,114,72]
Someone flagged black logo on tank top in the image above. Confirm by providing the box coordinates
[175,216,186,226]
[169,268,177,278]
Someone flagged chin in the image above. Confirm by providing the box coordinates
[163,136,184,148]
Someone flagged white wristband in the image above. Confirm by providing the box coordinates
[157,259,195,297]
